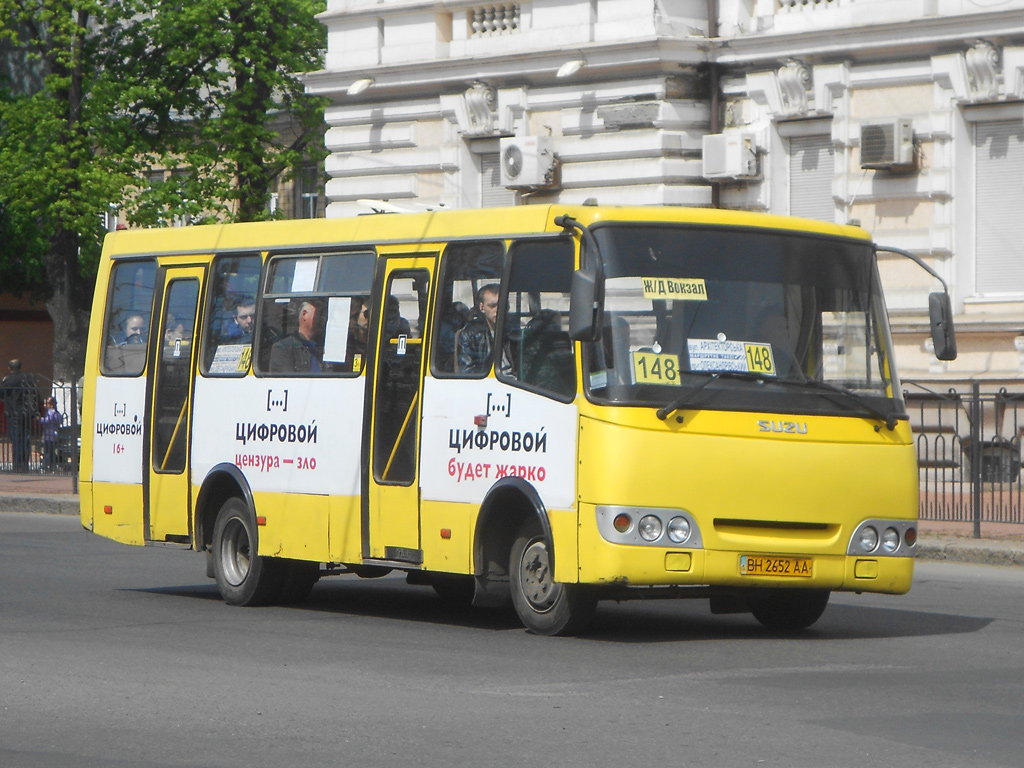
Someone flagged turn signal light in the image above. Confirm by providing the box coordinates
[612,513,632,533]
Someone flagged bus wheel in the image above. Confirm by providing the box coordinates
[748,589,830,631]
[211,498,282,606]
[278,560,320,605]
[509,518,596,636]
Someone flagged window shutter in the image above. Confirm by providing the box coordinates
[480,153,515,208]
[789,135,835,222]
[975,120,1024,294]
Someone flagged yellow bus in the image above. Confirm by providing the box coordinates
[79,205,956,635]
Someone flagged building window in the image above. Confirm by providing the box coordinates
[975,120,1024,295]
[789,134,834,222]
[296,164,321,219]
[480,153,515,208]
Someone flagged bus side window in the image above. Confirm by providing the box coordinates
[100,260,157,377]
[498,239,576,400]
[256,251,375,377]
[202,253,261,376]
[432,241,505,376]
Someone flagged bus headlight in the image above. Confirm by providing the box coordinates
[847,520,915,557]
[881,527,900,553]
[595,506,704,549]
[638,515,663,542]
[857,526,879,553]
[667,516,691,544]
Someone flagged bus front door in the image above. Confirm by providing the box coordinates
[366,259,434,563]
[146,267,204,543]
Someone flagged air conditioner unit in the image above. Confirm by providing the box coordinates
[860,118,915,169]
[702,132,758,179]
[499,136,556,188]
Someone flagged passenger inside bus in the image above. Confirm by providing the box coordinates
[221,296,256,344]
[456,284,510,374]
[104,312,150,375]
[119,314,146,345]
[269,299,325,373]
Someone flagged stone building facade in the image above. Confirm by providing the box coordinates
[303,0,1024,386]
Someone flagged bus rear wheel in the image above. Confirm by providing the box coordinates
[211,498,282,606]
[748,589,830,631]
[509,518,596,636]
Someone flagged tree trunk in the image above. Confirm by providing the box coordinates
[44,227,93,382]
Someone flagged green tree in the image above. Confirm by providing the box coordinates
[0,0,327,381]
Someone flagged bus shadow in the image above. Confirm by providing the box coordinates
[581,600,994,643]
[136,577,995,641]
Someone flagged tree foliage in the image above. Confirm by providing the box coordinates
[0,0,327,379]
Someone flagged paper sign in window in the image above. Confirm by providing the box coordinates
[640,277,707,300]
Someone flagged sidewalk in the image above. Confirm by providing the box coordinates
[1,472,1022,566]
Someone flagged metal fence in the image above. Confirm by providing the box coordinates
[905,381,1024,534]
[0,376,80,484]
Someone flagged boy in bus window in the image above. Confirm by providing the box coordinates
[222,296,256,344]
[456,284,510,374]
[270,299,324,373]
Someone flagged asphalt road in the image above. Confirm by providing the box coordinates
[2,512,1023,768]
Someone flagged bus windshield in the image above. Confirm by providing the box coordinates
[583,223,904,419]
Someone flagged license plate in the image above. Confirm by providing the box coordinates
[740,555,813,577]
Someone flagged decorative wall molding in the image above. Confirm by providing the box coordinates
[456,82,499,137]
[747,60,812,119]
[932,41,1005,103]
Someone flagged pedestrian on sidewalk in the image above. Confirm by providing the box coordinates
[38,396,62,471]
[2,359,40,472]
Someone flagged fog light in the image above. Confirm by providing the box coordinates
[667,516,691,544]
[857,526,879,553]
[613,513,632,533]
[882,527,900,553]
[638,515,663,542]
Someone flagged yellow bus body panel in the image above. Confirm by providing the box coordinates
[250,491,332,563]
[87,481,146,546]
[576,408,917,594]
[420,500,474,574]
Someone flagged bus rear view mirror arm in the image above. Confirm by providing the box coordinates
[877,245,958,362]
[556,214,606,342]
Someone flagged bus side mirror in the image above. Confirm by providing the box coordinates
[569,268,603,342]
[929,291,957,361]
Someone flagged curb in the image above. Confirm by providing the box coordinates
[2,496,1023,568]
[0,495,81,516]
[915,538,1024,567]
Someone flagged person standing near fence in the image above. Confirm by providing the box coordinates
[2,359,39,472]
[38,396,62,470]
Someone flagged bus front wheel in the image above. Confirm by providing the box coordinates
[509,518,596,636]
[748,589,830,631]
[211,498,282,606]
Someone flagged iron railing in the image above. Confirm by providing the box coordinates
[0,376,80,488]
[905,381,1024,535]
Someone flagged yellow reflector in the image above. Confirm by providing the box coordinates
[854,559,879,579]
[665,552,692,572]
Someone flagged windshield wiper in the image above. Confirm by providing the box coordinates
[655,369,898,430]
[784,376,899,431]
[655,370,770,420]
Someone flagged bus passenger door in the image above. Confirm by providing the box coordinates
[366,259,434,563]
[147,267,204,543]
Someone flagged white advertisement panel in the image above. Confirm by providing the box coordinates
[92,376,148,484]
[420,379,578,509]
[192,376,365,496]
